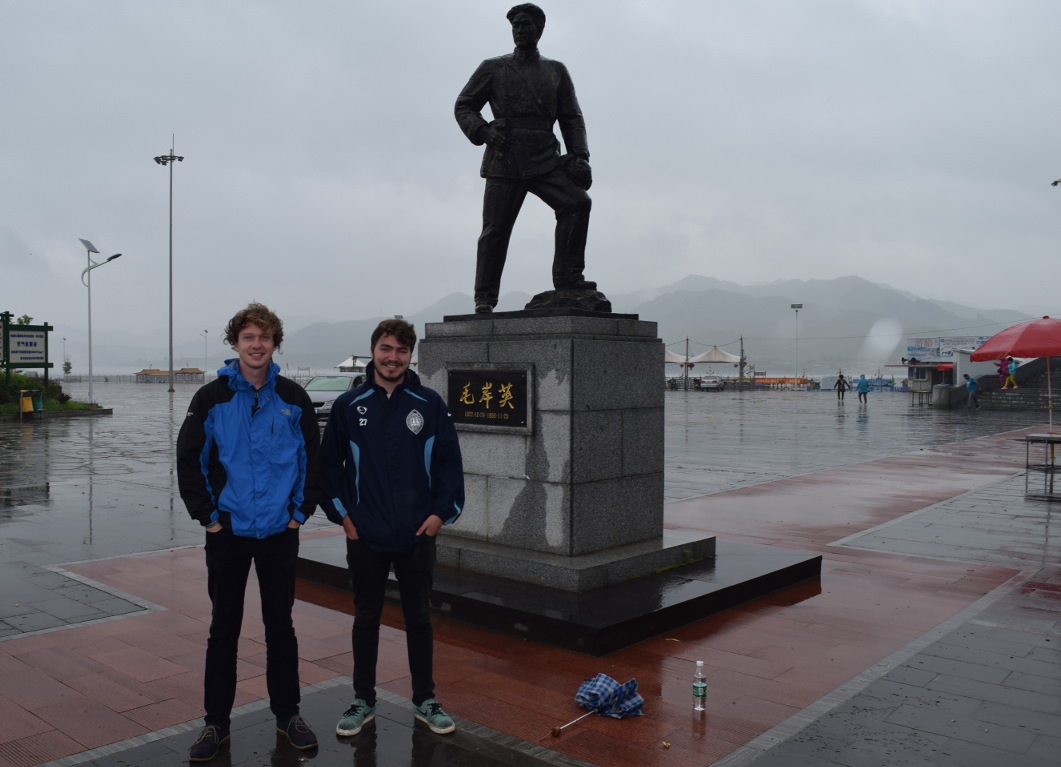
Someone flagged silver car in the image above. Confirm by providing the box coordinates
[304,372,365,420]
[699,376,726,391]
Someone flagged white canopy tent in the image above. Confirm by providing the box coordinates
[666,342,744,388]
[335,354,417,372]
[335,355,368,372]
[665,346,740,365]
[691,346,740,364]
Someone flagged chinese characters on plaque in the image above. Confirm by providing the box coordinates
[448,368,528,430]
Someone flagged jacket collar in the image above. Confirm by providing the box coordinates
[219,358,279,392]
[511,47,540,63]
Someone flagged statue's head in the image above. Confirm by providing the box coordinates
[507,3,545,48]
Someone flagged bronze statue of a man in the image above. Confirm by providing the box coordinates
[455,3,595,314]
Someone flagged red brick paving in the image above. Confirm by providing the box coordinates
[0,427,1044,767]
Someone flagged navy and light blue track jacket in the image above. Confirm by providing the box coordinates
[176,358,321,538]
[319,364,464,552]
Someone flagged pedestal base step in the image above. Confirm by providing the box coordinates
[436,530,716,592]
[298,537,821,656]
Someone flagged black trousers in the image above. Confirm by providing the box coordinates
[347,536,437,707]
[203,526,300,729]
[475,169,591,308]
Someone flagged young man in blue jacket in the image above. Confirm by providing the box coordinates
[177,303,321,761]
[319,318,464,737]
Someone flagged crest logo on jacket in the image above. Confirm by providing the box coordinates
[406,409,424,435]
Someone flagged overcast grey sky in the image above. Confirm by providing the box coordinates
[4,0,1060,361]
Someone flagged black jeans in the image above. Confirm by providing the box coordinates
[347,536,437,707]
[203,526,300,729]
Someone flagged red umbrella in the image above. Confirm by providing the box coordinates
[971,316,1061,430]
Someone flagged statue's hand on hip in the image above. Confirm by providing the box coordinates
[482,125,508,149]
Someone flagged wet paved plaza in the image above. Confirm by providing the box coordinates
[0,382,1057,766]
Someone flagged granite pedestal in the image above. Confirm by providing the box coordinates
[417,309,715,592]
[296,310,820,654]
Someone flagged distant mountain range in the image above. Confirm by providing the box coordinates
[79,275,1034,377]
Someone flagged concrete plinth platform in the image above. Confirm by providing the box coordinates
[436,529,716,593]
[297,536,821,655]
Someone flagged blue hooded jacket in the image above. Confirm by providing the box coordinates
[177,358,321,538]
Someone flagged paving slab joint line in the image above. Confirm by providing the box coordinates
[35,676,596,767]
[0,564,169,644]
[370,687,597,767]
[34,676,352,767]
[827,470,1027,552]
[706,569,1032,767]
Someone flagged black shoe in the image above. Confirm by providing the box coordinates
[278,714,318,750]
[189,725,229,762]
[475,304,493,314]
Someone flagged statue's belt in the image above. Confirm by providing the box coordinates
[494,117,554,131]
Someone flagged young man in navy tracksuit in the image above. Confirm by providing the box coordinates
[319,318,464,737]
[177,303,321,761]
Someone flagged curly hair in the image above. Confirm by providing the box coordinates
[371,318,416,354]
[223,302,284,349]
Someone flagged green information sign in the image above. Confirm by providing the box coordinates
[1,311,54,386]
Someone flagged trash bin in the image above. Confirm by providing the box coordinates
[20,389,43,413]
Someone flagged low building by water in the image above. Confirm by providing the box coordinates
[133,367,204,384]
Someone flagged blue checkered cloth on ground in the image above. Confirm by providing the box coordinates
[574,673,644,718]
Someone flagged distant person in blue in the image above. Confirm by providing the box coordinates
[1002,356,1018,390]
[856,374,871,404]
[834,373,848,403]
[964,373,980,410]
[320,318,465,738]
[177,302,321,762]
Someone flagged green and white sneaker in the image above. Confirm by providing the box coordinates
[336,699,375,736]
[414,698,455,734]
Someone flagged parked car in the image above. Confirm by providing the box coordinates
[303,372,365,420]
[699,376,725,391]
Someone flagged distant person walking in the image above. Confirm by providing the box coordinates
[834,374,848,403]
[1002,356,1019,390]
[856,374,870,404]
[995,358,1007,388]
[177,303,321,762]
[964,373,980,410]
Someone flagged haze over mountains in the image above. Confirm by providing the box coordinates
[78,275,1034,378]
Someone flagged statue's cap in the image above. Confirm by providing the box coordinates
[507,3,545,28]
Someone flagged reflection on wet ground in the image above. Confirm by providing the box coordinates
[1,382,1057,767]
[665,388,1045,499]
[4,383,1044,560]
[0,382,1046,638]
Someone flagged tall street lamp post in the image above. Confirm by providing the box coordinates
[154,141,184,393]
[791,303,803,391]
[79,239,122,406]
[201,329,209,382]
